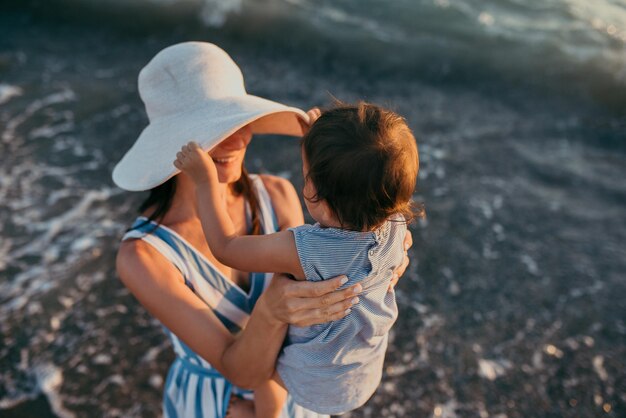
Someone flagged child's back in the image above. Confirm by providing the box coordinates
[278,217,406,414]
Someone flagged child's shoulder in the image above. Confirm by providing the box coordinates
[291,224,375,245]
[383,215,408,240]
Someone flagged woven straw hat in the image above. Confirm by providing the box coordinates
[112,42,308,191]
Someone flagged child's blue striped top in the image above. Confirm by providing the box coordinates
[277,217,406,415]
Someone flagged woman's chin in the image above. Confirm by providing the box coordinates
[213,157,245,184]
[217,169,242,184]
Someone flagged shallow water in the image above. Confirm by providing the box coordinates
[1,2,625,417]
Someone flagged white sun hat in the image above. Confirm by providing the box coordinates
[112,41,309,191]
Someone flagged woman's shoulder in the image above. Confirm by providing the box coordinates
[257,173,304,229]
[117,237,158,270]
[257,173,296,198]
[117,237,184,286]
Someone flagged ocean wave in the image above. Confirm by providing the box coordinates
[13,0,625,108]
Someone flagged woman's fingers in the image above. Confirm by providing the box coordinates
[298,107,322,135]
[403,229,413,251]
[265,274,362,326]
[389,272,399,292]
[293,283,361,311]
[283,274,349,298]
[388,230,413,292]
[307,108,321,125]
[290,297,357,327]
[286,277,361,326]
[389,255,409,292]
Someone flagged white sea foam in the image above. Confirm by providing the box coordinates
[432,400,460,418]
[592,355,608,381]
[2,89,76,143]
[0,394,33,409]
[199,0,242,26]
[0,84,23,105]
[478,358,512,381]
[35,363,76,418]
[29,120,75,140]
[149,374,164,389]
[93,354,112,365]
[11,188,115,259]
[520,254,539,275]
[0,239,10,270]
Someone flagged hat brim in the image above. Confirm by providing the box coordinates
[113,95,308,191]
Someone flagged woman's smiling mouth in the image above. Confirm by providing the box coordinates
[212,156,237,164]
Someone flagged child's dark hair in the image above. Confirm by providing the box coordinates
[302,101,422,231]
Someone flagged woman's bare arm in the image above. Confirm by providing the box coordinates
[116,239,358,388]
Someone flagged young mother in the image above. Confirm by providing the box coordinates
[113,42,411,418]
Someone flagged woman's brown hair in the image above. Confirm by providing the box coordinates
[302,101,422,231]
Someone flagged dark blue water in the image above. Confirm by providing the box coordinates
[1,1,625,417]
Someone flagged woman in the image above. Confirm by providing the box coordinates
[114,42,411,417]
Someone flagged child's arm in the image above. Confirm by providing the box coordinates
[174,142,305,278]
[253,378,287,418]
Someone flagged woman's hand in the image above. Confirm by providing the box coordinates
[297,107,322,135]
[388,229,413,292]
[259,274,361,327]
[220,272,357,387]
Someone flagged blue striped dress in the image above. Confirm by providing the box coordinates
[122,175,328,418]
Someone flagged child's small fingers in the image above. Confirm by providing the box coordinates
[184,142,195,154]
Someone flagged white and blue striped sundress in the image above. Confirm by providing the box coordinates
[122,175,328,418]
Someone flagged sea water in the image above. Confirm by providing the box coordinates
[0,0,625,416]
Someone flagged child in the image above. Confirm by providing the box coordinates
[174,102,420,416]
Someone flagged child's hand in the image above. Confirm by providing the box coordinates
[173,141,218,185]
[297,107,322,135]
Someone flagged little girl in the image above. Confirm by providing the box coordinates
[174,102,420,416]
